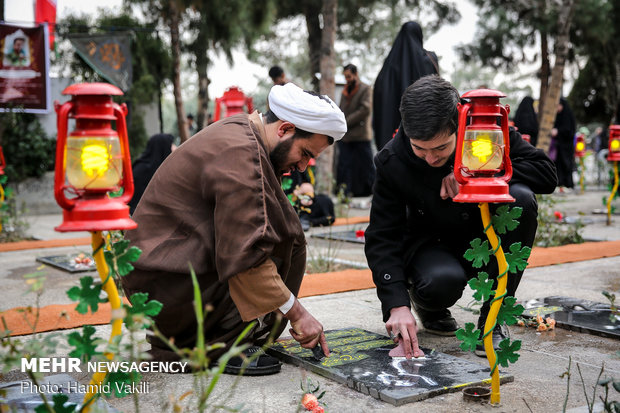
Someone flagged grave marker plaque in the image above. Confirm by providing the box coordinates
[268,327,513,406]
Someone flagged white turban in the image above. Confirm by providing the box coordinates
[268,83,347,141]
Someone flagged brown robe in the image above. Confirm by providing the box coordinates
[122,112,307,361]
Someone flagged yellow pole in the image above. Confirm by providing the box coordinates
[579,157,585,194]
[479,202,509,406]
[0,183,4,232]
[82,230,123,411]
[607,162,619,226]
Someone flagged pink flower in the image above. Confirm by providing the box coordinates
[311,407,325,413]
[302,393,318,410]
[546,318,556,329]
[537,324,548,332]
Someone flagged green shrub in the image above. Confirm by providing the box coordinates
[0,110,55,182]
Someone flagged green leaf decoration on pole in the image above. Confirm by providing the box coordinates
[104,371,143,398]
[497,296,525,326]
[123,292,163,328]
[491,205,522,234]
[455,322,481,352]
[468,272,495,302]
[34,394,77,413]
[464,238,492,268]
[104,239,142,277]
[495,339,522,367]
[66,276,107,314]
[67,325,102,362]
[504,242,532,273]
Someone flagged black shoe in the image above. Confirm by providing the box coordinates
[223,346,281,376]
[475,323,510,357]
[413,304,458,336]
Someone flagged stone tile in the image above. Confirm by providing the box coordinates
[268,327,513,406]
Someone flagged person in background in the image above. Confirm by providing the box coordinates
[337,63,375,197]
[187,114,196,135]
[373,21,439,151]
[552,97,577,192]
[283,169,335,231]
[269,65,288,86]
[513,96,539,147]
[128,133,176,215]
[364,75,557,359]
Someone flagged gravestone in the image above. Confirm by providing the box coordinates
[523,296,620,339]
[36,254,96,273]
[268,327,513,406]
[312,230,366,244]
[0,374,119,412]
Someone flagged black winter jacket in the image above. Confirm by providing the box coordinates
[364,128,558,321]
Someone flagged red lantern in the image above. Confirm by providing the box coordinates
[453,89,515,203]
[54,83,136,232]
[574,133,586,158]
[608,125,620,162]
[0,146,5,175]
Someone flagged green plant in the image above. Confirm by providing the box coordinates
[305,227,344,274]
[0,110,56,182]
[560,357,620,413]
[602,291,620,324]
[535,194,584,247]
[0,174,31,243]
[334,184,351,218]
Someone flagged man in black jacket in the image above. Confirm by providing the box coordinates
[364,75,557,359]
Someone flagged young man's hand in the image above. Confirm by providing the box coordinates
[440,172,459,200]
[285,299,330,356]
[386,306,424,358]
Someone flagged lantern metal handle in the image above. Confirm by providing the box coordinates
[54,100,75,210]
[499,105,513,183]
[113,103,135,204]
[453,102,471,185]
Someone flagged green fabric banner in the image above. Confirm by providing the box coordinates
[69,33,132,91]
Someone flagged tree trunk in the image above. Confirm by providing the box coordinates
[537,0,575,153]
[304,4,322,92]
[314,0,338,195]
[168,0,189,143]
[538,30,550,130]
[195,41,210,131]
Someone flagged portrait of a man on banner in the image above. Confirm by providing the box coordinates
[0,24,51,113]
[3,29,31,68]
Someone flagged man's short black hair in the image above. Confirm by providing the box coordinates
[343,63,357,74]
[268,65,284,80]
[399,75,459,141]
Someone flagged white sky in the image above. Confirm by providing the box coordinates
[5,0,484,98]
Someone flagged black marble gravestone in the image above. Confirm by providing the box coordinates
[36,254,96,273]
[312,230,366,244]
[523,296,620,339]
[268,327,513,406]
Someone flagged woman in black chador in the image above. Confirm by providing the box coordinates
[513,96,539,147]
[129,133,176,214]
[372,21,439,151]
[552,98,577,190]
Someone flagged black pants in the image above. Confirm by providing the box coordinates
[405,184,538,324]
[336,141,375,197]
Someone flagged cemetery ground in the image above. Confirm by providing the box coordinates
[0,187,619,412]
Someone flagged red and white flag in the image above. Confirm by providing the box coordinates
[35,0,57,50]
